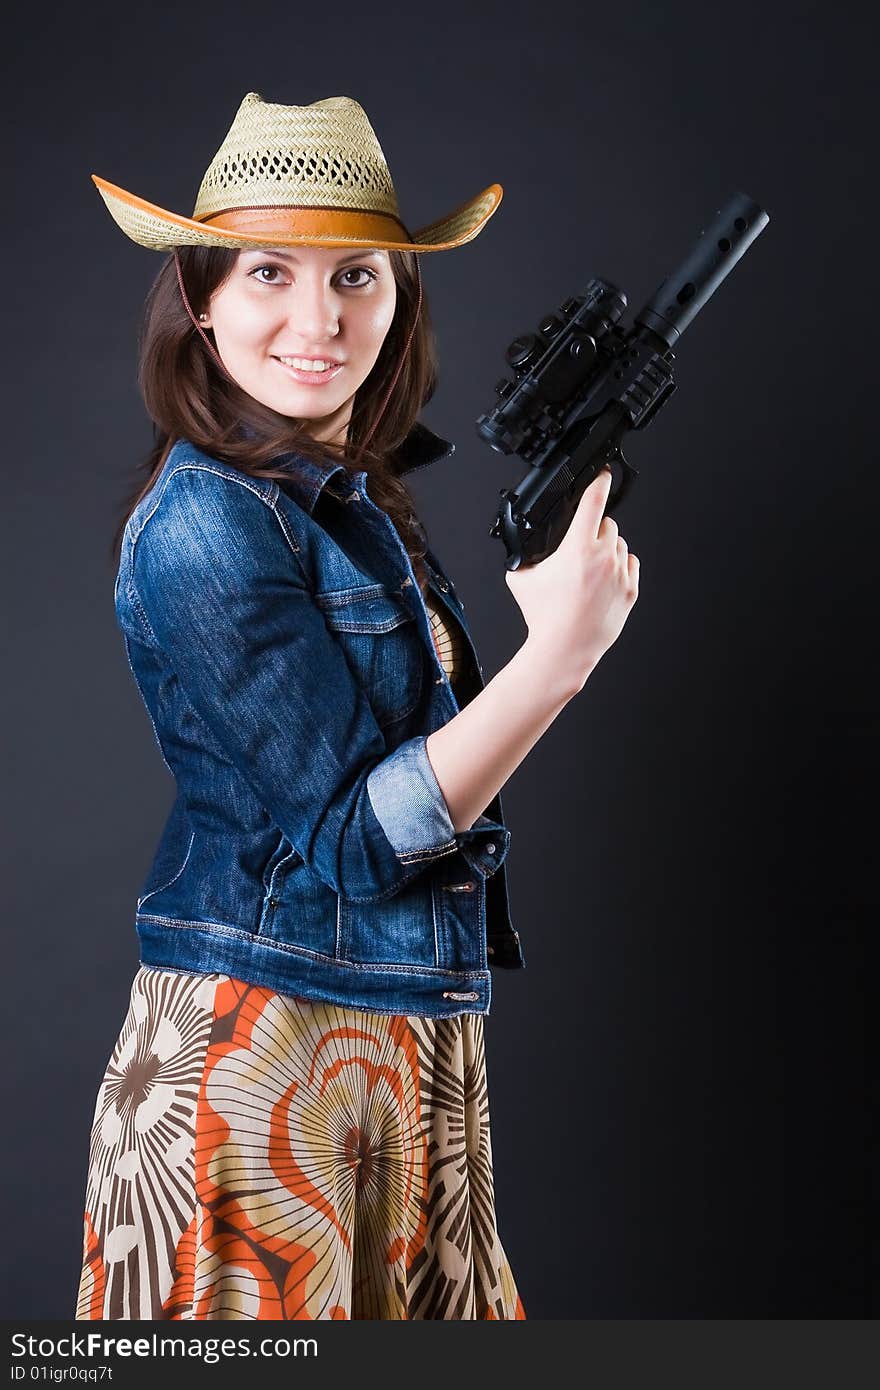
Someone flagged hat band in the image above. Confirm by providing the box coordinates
[197,203,414,244]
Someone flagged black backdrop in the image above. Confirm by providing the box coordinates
[2,0,873,1319]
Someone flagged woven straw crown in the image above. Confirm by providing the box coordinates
[193,93,400,220]
[92,91,503,253]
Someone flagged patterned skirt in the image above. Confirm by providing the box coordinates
[76,965,525,1320]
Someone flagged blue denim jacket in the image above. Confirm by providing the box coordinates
[114,422,524,1018]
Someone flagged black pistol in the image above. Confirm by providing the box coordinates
[477,192,770,569]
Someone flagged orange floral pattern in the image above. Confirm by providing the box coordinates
[76,966,524,1320]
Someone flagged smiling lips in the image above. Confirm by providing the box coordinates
[273,355,344,385]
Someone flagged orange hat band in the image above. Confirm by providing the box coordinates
[197,203,414,244]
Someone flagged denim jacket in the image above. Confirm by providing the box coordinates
[114,422,524,1018]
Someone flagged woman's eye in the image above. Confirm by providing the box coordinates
[338,267,377,287]
[250,264,286,284]
[249,263,377,287]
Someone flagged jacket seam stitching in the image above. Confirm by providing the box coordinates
[269,499,307,570]
[137,912,245,934]
[397,840,458,864]
[137,830,196,910]
[431,881,441,968]
[129,461,278,545]
[120,632,176,778]
[137,913,485,977]
[315,583,389,608]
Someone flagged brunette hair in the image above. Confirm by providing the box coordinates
[110,245,440,594]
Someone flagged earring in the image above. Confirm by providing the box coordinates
[198,314,208,322]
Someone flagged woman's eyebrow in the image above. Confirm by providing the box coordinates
[244,249,384,265]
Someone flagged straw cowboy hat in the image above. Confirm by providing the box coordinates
[91,90,503,254]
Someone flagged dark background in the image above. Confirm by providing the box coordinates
[2,0,873,1319]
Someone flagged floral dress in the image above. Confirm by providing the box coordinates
[76,590,525,1321]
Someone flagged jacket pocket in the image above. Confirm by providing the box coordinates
[336,873,439,969]
[316,585,424,728]
[259,852,340,958]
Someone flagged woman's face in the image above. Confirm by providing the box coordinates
[200,245,398,445]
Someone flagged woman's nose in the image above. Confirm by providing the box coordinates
[289,279,340,342]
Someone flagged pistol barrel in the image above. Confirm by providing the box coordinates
[635,192,770,348]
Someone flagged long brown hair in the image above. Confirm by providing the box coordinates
[110,245,440,594]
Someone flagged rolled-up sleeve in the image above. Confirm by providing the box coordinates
[366,733,510,878]
[128,464,509,903]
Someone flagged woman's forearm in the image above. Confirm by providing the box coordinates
[424,635,589,833]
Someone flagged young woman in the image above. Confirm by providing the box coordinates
[76,92,639,1321]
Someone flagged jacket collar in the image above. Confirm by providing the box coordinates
[275,420,456,516]
[393,420,457,477]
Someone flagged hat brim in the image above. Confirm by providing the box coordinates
[91,175,503,253]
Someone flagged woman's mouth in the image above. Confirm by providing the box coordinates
[273,356,344,386]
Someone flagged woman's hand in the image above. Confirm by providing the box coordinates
[504,466,640,692]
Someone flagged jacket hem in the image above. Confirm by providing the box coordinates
[136,914,493,1018]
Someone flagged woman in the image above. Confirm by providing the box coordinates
[76,92,639,1321]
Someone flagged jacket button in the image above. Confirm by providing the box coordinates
[268,897,280,909]
[486,843,496,854]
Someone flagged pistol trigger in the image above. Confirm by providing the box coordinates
[606,446,639,510]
